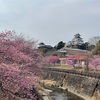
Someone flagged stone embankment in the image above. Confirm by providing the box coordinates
[42,67,100,100]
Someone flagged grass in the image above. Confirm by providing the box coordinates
[40,79,57,86]
[49,65,74,69]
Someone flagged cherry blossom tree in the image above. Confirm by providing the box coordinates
[89,55,100,70]
[45,56,60,65]
[66,54,80,68]
[0,30,44,100]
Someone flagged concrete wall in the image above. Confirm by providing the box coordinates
[43,68,100,100]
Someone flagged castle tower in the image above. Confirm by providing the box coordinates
[72,33,84,45]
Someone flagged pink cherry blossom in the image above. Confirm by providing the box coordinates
[89,55,100,70]
[0,31,44,99]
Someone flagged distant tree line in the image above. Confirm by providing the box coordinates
[38,35,100,55]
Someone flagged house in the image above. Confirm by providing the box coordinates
[38,42,53,49]
[59,54,88,67]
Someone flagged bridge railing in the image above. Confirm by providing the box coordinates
[42,67,100,79]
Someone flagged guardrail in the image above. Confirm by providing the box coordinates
[42,67,100,79]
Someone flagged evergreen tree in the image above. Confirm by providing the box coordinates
[55,41,65,50]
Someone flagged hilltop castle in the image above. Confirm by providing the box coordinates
[66,33,84,49]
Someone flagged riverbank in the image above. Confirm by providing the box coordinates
[39,79,85,100]
[42,67,100,100]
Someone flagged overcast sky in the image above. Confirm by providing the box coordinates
[0,0,100,46]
